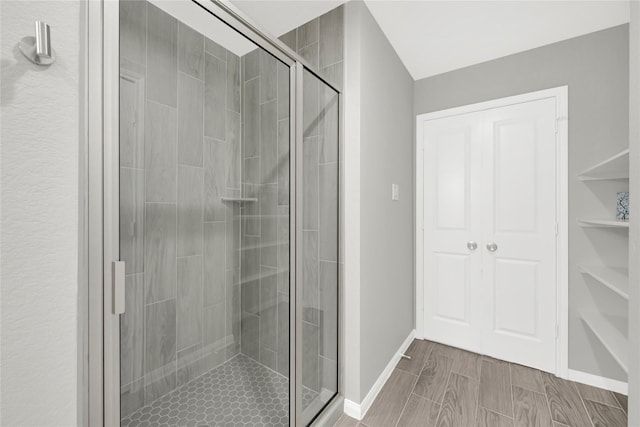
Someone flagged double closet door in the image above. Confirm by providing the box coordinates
[422,97,558,373]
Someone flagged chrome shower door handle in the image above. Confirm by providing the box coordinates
[467,241,478,251]
[486,242,498,252]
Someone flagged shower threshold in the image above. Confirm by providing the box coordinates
[120,354,319,427]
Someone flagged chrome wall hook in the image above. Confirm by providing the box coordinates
[19,21,56,66]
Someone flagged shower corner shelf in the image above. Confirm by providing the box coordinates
[577,148,630,181]
[220,196,258,204]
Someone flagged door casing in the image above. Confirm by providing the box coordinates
[415,86,569,378]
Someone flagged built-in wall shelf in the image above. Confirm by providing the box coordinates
[578,149,630,181]
[579,265,629,300]
[220,197,258,204]
[580,311,628,374]
[577,219,630,228]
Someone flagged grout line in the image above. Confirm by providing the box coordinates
[393,374,418,427]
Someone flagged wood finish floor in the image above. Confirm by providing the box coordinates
[333,339,628,427]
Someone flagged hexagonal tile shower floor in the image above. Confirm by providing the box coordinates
[121,354,318,427]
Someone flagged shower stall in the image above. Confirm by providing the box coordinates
[105,0,341,425]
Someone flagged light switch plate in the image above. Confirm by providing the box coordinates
[392,184,399,201]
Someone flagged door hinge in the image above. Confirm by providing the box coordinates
[113,261,126,315]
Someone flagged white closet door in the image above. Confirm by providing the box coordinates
[423,112,483,353]
[480,98,557,373]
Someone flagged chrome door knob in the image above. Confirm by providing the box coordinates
[486,242,498,252]
[467,241,478,251]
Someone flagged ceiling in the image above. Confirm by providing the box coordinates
[366,1,631,80]
[230,0,630,81]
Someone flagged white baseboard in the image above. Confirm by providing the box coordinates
[343,329,416,420]
[567,369,628,395]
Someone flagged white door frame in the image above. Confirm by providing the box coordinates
[415,86,569,378]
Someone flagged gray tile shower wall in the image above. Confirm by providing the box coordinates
[119,1,242,417]
[240,48,291,376]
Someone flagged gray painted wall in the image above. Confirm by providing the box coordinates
[345,0,415,403]
[414,25,629,382]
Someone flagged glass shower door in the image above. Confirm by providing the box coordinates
[299,68,340,426]
[117,1,292,425]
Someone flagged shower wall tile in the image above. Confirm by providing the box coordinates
[299,42,319,70]
[205,37,227,61]
[144,362,176,405]
[319,261,338,359]
[203,222,226,307]
[204,138,226,222]
[120,62,145,169]
[145,299,177,373]
[120,168,144,275]
[277,295,290,376]
[260,267,278,361]
[227,53,241,113]
[177,343,205,387]
[145,101,177,203]
[277,65,290,121]
[144,203,176,303]
[204,54,227,140]
[279,29,297,52]
[226,111,241,189]
[320,87,339,163]
[177,256,203,350]
[203,302,226,350]
[303,230,319,325]
[302,321,320,392]
[298,18,319,50]
[277,119,290,206]
[260,51,277,102]
[120,378,144,418]
[261,348,277,371]
[121,273,144,385]
[121,1,245,412]
[320,355,338,394]
[319,6,344,68]
[227,271,241,356]
[147,4,177,107]
[177,165,203,257]
[243,49,260,81]
[260,184,278,268]
[260,100,278,185]
[277,205,290,295]
[319,163,338,262]
[120,0,146,65]
[243,78,260,158]
[226,204,240,271]
[320,61,343,91]
[178,21,204,80]
[303,137,319,229]
[241,278,260,316]
[302,72,319,139]
[241,234,260,278]
[177,73,204,167]
[241,313,260,361]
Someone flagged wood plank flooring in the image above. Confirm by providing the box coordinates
[333,339,627,427]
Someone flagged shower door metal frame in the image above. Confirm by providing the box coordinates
[87,0,343,426]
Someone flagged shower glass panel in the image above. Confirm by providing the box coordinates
[118,1,291,425]
[300,69,340,425]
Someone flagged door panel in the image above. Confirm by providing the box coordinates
[423,113,482,353]
[481,98,557,373]
[422,95,558,373]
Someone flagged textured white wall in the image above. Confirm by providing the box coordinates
[1,1,82,425]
